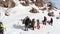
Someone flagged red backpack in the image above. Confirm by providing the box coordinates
[37,25,40,30]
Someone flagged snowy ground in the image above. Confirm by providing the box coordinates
[0,0,60,34]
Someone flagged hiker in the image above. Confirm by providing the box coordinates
[0,22,5,34]
[37,19,40,30]
[47,18,53,26]
[24,16,31,31]
[42,16,47,25]
[50,18,53,26]
[49,18,53,26]
[31,19,35,30]
[37,19,40,26]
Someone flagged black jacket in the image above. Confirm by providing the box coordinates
[25,18,31,26]
[50,18,53,23]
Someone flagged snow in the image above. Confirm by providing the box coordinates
[0,0,60,34]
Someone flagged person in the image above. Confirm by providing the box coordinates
[37,19,40,27]
[24,16,31,31]
[42,16,47,25]
[37,19,40,30]
[49,18,53,26]
[47,18,53,26]
[31,19,35,30]
[37,24,40,30]
[0,22,5,34]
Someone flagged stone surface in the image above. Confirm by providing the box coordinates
[35,0,44,7]
[30,8,39,13]
[48,12,54,16]
[0,0,15,8]
[21,0,29,6]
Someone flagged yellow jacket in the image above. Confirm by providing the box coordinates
[1,24,6,29]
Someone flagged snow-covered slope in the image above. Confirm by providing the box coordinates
[0,0,60,34]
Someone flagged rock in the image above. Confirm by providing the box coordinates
[0,3,4,7]
[35,0,43,7]
[48,12,54,17]
[59,12,60,15]
[21,0,29,6]
[5,11,10,16]
[4,1,8,8]
[31,0,34,3]
[41,8,46,11]
[19,0,21,1]
[21,2,29,6]
[29,8,39,13]
[56,17,60,19]
[8,1,15,8]
[0,0,15,8]
[47,2,57,11]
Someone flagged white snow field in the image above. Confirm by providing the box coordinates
[0,0,60,34]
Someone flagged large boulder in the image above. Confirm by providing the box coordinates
[29,8,39,13]
[0,1,5,7]
[35,0,43,7]
[8,1,15,8]
[48,12,54,17]
[0,0,15,8]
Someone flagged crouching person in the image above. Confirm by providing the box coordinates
[0,22,6,34]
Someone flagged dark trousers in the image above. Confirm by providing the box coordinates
[25,25,29,31]
[0,29,3,34]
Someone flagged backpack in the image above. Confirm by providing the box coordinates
[37,25,40,30]
[23,19,25,24]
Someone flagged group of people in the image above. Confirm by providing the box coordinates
[22,16,53,31]
[23,16,36,31]
[42,16,53,26]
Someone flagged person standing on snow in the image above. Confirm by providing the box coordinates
[42,16,47,25]
[24,16,31,31]
[49,18,53,26]
[37,19,40,27]
[31,19,35,30]
[37,19,40,30]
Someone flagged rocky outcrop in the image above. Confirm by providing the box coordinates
[35,0,44,7]
[0,0,15,8]
[30,8,39,13]
[21,0,29,6]
[48,12,54,17]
